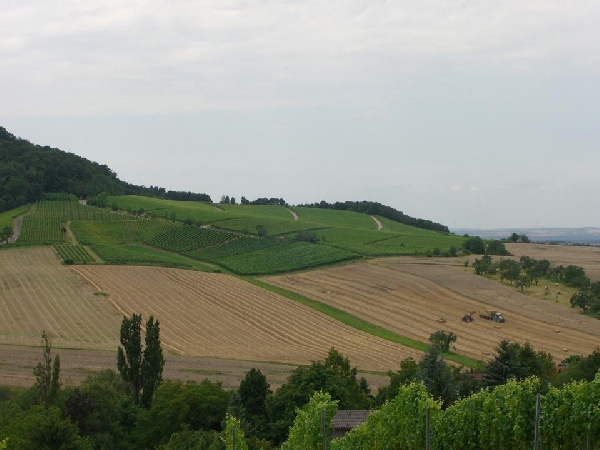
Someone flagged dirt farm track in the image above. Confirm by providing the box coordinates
[1,244,599,390]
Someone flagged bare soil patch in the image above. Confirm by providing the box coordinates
[286,208,299,221]
[264,259,600,362]
[371,216,383,230]
[0,344,394,391]
[71,265,422,373]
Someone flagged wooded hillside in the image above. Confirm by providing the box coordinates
[0,127,211,213]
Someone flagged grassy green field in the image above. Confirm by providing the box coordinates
[107,195,236,223]
[90,244,214,270]
[316,227,465,256]
[294,206,378,229]
[0,205,30,231]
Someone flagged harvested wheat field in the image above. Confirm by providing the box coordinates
[71,265,422,372]
[264,259,600,362]
[0,247,121,349]
[505,243,600,282]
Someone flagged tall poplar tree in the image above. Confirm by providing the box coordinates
[117,314,164,407]
[33,330,61,409]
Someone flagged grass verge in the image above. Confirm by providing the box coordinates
[245,278,482,369]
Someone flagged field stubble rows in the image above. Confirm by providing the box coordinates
[0,247,121,349]
[263,258,600,362]
[71,265,422,372]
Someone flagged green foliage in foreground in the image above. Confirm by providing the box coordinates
[224,415,249,450]
[275,375,600,450]
[280,392,337,450]
[334,383,441,450]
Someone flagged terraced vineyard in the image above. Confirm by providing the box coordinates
[13,196,466,275]
[71,265,423,371]
[186,237,359,275]
[18,216,64,243]
[147,225,236,252]
[53,244,94,263]
[71,219,176,245]
[213,242,359,275]
[19,200,133,245]
[103,196,465,272]
[186,236,287,260]
[34,200,130,221]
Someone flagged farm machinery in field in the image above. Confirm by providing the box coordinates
[461,311,476,322]
[479,309,505,323]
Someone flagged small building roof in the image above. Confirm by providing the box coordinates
[331,410,371,430]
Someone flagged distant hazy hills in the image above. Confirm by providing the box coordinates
[453,227,600,245]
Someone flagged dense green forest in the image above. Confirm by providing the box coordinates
[0,127,211,213]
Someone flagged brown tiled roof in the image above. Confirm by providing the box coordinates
[331,410,371,430]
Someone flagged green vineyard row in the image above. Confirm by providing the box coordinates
[147,225,236,252]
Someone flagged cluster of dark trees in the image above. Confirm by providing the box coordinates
[249,198,287,206]
[472,255,551,290]
[140,186,211,202]
[506,232,531,243]
[219,196,288,206]
[564,266,600,314]
[300,200,449,233]
[0,126,211,214]
[463,236,509,256]
[470,254,600,312]
[1,323,599,449]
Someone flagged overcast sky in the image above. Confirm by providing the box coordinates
[1,1,599,229]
